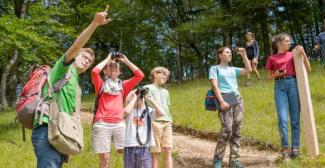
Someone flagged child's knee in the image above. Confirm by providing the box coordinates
[100,153,110,161]
[162,147,172,154]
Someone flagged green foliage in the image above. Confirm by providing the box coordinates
[1,0,325,104]
[0,2,75,80]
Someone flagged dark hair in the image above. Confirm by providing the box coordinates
[215,47,230,64]
[271,33,291,54]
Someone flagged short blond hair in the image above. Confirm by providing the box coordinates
[150,66,170,83]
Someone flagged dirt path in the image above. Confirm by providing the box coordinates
[173,133,279,168]
[81,112,279,168]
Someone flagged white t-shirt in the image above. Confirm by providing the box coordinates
[125,106,157,147]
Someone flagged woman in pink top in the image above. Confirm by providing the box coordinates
[265,33,311,160]
[91,52,144,168]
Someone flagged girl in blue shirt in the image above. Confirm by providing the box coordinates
[209,47,251,168]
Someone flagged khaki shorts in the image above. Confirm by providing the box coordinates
[150,121,173,153]
[91,121,125,153]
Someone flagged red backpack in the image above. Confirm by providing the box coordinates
[15,65,71,130]
[15,65,51,129]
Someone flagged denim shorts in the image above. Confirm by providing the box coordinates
[124,146,152,168]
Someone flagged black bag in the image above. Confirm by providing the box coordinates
[205,89,239,111]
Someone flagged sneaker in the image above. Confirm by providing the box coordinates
[290,147,300,159]
[245,80,251,86]
[282,151,290,161]
[213,159,222,168]
[229,160,244,168]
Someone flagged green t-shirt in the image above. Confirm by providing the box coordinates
[33,55,79,127]
[145,84,172,122]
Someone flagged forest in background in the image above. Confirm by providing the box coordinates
[0,0,325,109]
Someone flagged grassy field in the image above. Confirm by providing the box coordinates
[168,62,325,167]
[1,62,325,167]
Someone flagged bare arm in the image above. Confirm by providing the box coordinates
[94,53,112,71]
[117,54,140,72]
[124,92,137,117]
[237,48,252,75]
[145,95,164,117]
[294,45,311,72]
[314,44,321,51]
[65,5,111,64]
[211,79,229,111]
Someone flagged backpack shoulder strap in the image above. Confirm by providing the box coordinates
[75,84,81,116]
[52,69,72,92]
[215,65,219,78]
[92,82,105,116]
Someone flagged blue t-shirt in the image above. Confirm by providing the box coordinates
[209,65,241,96]
[317,32,325,57]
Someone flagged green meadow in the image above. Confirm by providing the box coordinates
[1,62,325,167]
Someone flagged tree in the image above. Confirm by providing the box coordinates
[0,1,74,109]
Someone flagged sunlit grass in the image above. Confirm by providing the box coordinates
[1,61,325,167]
[0,110,123,168]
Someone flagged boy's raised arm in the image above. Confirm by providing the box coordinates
[65,5,111,64]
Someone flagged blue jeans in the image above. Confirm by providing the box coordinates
[124,147,152,168]
[274,78,300,148]
[32,125,65,168]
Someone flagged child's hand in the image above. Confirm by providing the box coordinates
[220,101,230,111]
[294,45,305,57]
[129,92,138,100]
[236,48,247,58]
[116,54,129,63]
[273,70,286,77]
[92,5,112,26]
[144,95,154,103]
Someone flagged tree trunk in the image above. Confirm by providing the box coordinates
[223,30,232,47]
[260,9,271,64]
[1,49,18,108]
[0,0,28,108]
[308,26,316,58]
[298,27,306,48]
[313,0,320,35]
[186,39,204,79]
[176,43,183,83]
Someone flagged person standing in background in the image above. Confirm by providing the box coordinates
[244,32,262,86]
